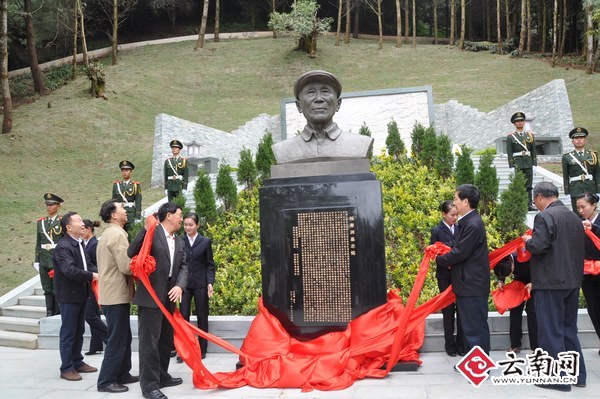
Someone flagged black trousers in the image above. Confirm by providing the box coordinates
[456,295,491,354]
[437,278,464,353]
[180,287,209,355]
[97,304,133,389]
[518,167,534,204]
[167,190,182,202]
[58,301,86,372]
[85,293,108,352]
[138,305,174,393]
[582,274,600,342]
[535,288,587,385]
[509,293,538,350]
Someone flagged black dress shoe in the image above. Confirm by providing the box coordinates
[85,350,102,356]
[159,377,183,388]
[170,350,177,357]
[142,389,168,399]
[176,356,183,363]
[118,374,139,384]
[98,383,128,393]
[446,350,457,357]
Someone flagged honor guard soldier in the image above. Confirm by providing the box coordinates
[112,160,142,232]
[507,112,537,211]
[35,193,64,316]
[562,127,600,214]
[164,139,189,201]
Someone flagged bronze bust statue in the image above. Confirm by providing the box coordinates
[272,70,374,164]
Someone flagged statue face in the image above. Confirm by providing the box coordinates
[296,82,342,127]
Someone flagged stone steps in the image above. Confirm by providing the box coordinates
[18,295,45,307]
[1,305,47,320]
[0,330,38,349]
[0,316,40,334]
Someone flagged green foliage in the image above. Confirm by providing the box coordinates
[44,65,74,90]
[359,122,372,136]
[237,148,258,190]
[476,147,497,156]
[193,169,218,230]
[435,133,454,179]
[420,124,438,166]
[475,153,499,215]
[216,163,238,212]
[455,145,475,185]
[207,189,261,315]
[496,171,529,242]
[171,193,191,236]
[410,122,425,157]
[127,218,145,243]
[255,132,276,181]
[385,119,406,159]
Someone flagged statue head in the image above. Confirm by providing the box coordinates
[294,70,343,130]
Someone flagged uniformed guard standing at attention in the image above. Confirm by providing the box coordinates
[507,112,537,211]
[35,193,64,316]
[562,127,600,214]
[164,139,189,201]
[112,160,142,232]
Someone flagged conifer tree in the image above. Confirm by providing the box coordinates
[474,151,499,215]
[386,119,406,159]
[496,171,528,242]
[410,122,426,158]
[194,168,218,228]
[237,148,258,190]
[359,122,372,136]
[435,133,454,179]
[216,163,238,212]
[420,125,438,166]
[455,145,475,185]
[255,132,276,181]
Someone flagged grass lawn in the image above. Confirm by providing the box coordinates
[0,35,599,295]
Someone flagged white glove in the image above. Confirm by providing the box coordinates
[134,219,142,224]
[33,262,39,272]
[182,189,188,195]
[164,189,168,195]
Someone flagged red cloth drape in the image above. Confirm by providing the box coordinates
[584,229,600,275]
[491,281,531,314]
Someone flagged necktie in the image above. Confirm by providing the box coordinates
[450,226,454,235]
[580,151,584,158]
[78,241,88,271]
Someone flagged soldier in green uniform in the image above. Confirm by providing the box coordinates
[35,193,64,316]
[112,160,142,232]
[562,127,600,214]
[164,139,189,201]
[507,112,537,211]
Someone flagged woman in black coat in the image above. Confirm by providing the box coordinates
[178,213,215,360]
[576,193,600,355]
[430,200,464,357]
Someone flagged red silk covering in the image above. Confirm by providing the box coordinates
[48,269,54,279]
[584,229,600,275]
[91,280,99,302]
[491,281,531,315]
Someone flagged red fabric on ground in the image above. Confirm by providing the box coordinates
[491,280,531,315]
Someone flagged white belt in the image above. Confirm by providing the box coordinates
[513,151,531,157]
[570,174,593,182]
[40,244,56,250]
[168,175,183,180]
[123,202,135,208]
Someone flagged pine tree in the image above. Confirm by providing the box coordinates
[386,119,406,160]
[359,122,372,136]
[435,133,454,179]
[410,122,426,158]
[255,132,276,181]
[474,151,499,215]
[420,125,438,166]
[194,168,218,228]
[455,144,475,185]
[216,163,238,212]
[171,193,190,235]
[496,170,529,242]
[237,148,258,190]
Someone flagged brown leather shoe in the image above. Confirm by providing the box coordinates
[75,363,98,373]
[60,369,82,381]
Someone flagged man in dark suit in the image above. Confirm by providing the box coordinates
[436,184,491,354]
[53,212,99,381]
[522,182,587,391]
[128,202,188,399]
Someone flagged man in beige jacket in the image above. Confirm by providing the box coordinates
[96,200,138,393]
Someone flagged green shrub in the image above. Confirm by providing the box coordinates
[475,152,499,215]
[194,168,218,231]
[386,119,406,160]
[435,133,454,179]
[216,163,238,211]
[359,122,372,136]
[496,170,529,242]
[410,122,426,158]
[455,145,475,185]
[255,132,276,181]
[420,124,438,166]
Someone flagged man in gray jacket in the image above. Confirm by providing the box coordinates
[522,182,586,391]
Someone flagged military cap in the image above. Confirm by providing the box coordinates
[569,127,589,139]
[119,160,135,170]
[294,70,342,100]
[511,112,526,123]
[170,139,183,149]
[43,193,64,204]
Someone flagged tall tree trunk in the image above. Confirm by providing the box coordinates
[505,0,511,42]
[518,0,526,53]
[526,0,532,53]
[24,0,44,94]
[585,0,593,74]
[552,0,557,66]
[214,0,220,42]
[467,0,472,40]
[336,0,343,46]
[412,0,416,48]
[345,0,351,43]
[77,0,88,67]
[433,0,438,44]
[395,0,402,47]
[1,0,11,133]
[195,0,210,50]
[450,0,455,45]
[459,0,465,49]
[111,0,118,65]
[497,0,503,53]
[377,0,383,49]
[541,0,547,52]
[353,2,359,38]
[559,0,566,58]
[72,0,78,79]
[404,0,409,41]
